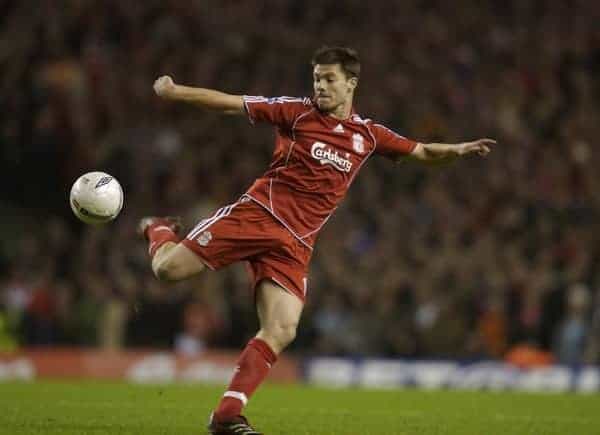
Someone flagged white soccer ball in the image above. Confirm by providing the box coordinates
[69,171,124,225]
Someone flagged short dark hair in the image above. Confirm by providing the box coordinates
[311,46,361,79]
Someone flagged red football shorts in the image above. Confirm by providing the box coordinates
[181,196,311,302]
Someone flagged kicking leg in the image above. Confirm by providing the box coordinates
[139,217,206,281]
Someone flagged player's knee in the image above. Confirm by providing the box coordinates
[152,255,183,281]
[151,245,206,281]
[278,324,297,347]
[265,322,298,349]
[152,259,174,281]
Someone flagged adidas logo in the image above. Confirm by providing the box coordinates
[333,124,344,133]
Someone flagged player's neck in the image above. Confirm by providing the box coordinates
[328,100,353,120]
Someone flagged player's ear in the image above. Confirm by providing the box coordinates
[347,76,358,91]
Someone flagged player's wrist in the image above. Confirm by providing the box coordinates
[162,84,179,99]
[454,143,468,156]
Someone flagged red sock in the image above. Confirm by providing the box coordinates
[146,223,180,257]
[214,338,277,421]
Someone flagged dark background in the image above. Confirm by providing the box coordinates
[1,0,599,364]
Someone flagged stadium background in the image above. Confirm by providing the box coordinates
[0,0,599,370]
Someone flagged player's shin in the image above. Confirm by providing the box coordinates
[213,338,277,422]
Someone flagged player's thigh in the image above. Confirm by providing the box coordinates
[256,280,304,336]
[153,242,206,281]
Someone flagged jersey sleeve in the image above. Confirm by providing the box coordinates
[243,96,312,129]
[371,123,418,160]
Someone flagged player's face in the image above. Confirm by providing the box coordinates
[313,64,357,113]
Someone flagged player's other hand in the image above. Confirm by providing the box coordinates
[153,75,176,98]
[459,138,496,156]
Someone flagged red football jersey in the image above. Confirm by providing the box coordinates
[243,96,417,249]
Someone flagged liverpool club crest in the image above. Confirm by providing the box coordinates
[352,133,365,154]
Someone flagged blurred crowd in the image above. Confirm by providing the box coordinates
[1,0,600,365]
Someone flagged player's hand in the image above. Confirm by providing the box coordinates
[458,138,496,156]
[153,75,176,98]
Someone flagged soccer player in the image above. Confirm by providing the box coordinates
[142,46,494,435]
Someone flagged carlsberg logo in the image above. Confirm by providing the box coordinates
[311,142,353,173]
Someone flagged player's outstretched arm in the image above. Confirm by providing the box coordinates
[409,138,496,164]
[153,75,245,115]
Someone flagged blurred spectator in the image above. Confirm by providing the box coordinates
[584,287,600,364]
[505,344,554,369]
[554,283,590,364]
[22,264,58,345]
[175,299,220,357]
[475,295,508,358]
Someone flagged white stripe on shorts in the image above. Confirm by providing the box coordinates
[186,203,236,241]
